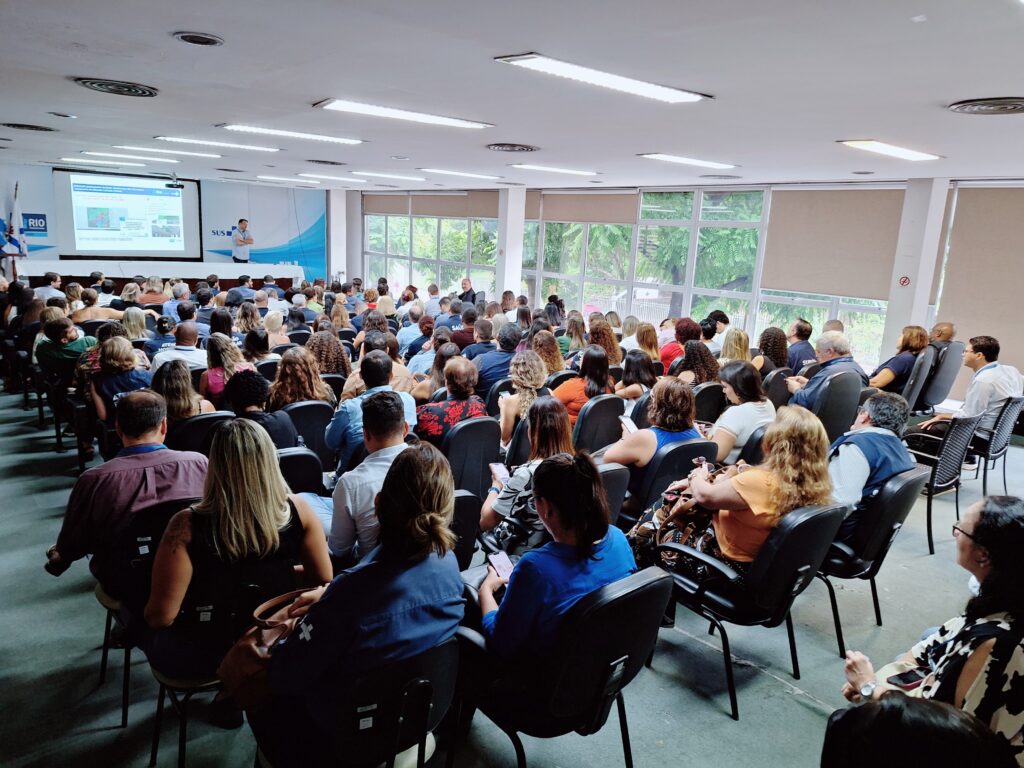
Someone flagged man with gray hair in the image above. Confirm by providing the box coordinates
[828,392,916,542]
[396,303,423,358]
[292,292,317,322]
[162,281,191,318]
[786,331,868,409]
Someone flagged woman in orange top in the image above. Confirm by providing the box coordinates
[668,405,831,572]
[552,344,614,426]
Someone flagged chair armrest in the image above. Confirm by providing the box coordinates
[477,532,501,555]
[455,625,487,653]
[906,449,938,467]
[656,542,742,583]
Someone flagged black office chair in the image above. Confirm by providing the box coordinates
[914,341,965,413]
[904,413,983,554]
[337,328,357,343]
[430,387,448,403]
[667,356,686,377]
[441,417,501,498]
[763,367,793,409]
[452,490,482,572]
[485,378,514,417]
[321,373,347,402]
[812,370,862,443]
[817,468,929,656]
[797,362,821,379]
[271,342,298,356]
[281,400,336,471]
[899,346,935,412]
[189,366,207,393]
[450,568,672,768]
[970,396,1024,496]
[165,411,234,455]
[504,418,531,470]
[736,423,768,466]
[545,370,577,390]
[287,329,311,346]
[341,340,356,360]
[657,503,846,719]
[651,361,665,376]
[599,462,630,526]
[608,365,623,384]
[572,394,624,453]
[631,391,654,430]
[858,386,879,405]
[692,382,726,423]
[635,439,718,512]
[278,447,327,495]
[131,338,149,352]
[82,319,115,337]
[553,327,566,338]
[256,360,278,381]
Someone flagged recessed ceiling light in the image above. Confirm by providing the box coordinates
[317,99,492,129]
[257,175,319,183]
[114,145,222,158]
[418,168,502,180]
[60,157,145,166]
[84,151,179,163]
[351,171,427,181]
[222,124,362,145]
[911,15,928,23]
[495,52,707,103]
[390,155,409,161]
[172,31,224,47]
[851,170,875,175]
[48,112,77,119]
[297,173,367,183]
[699,174,743,180]
[487,143,539,152]
[509,163,597,176]
[838,140,940,161]
[155,136,279,152]
[640,153,736,170]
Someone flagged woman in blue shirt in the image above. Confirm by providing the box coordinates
[89,336,153,422]
[869,325,929,393]
[479,452,637,660]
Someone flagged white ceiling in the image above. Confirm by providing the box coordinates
[2,0,1024,191]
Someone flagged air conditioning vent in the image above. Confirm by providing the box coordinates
[487,143,539,152]
[72,78,159,97]
[173,31,224,47]
[308,159,347,166]
[948,98,1024,116]
[1,123,56,132]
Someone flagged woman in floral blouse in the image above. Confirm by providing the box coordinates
[414,356,487,447]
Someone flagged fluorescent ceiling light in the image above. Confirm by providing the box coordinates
[351,171,427,181]
[297,173,368,183]
[509,163,597,176]
[318,99,492,129]
[496,52,705,104]
[60,157,145,166]
[84,151,179,163]
[640,153,735,170]
[257,175,319,183]
[222,124,362,145]
[114,145,222,158]
[418,168,502,180]
[155,136,279,152]
[838,140,940,161]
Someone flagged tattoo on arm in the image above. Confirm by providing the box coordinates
[161,512,192,552]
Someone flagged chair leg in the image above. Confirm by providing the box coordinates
[707,615,739,720]
[36,390,45,429]
[616,692,634,768]
[99,611,112,685]
[982,459,989,497]
[926,494,935,555]
[817,575,846,658]
[1005,453,1010,495]
[955,484,960,521]
[708,622,716,636]
[121,647,131,728]
[501,727,527,768]
[177,692,190,768]
[150,684,166,767]
[785,612,800,680]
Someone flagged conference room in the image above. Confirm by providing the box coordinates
[2,1,1024,766]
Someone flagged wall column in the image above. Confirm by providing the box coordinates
[326,189,347,281]
[880,178,949,354]
[496,188,526,300]
[344,190,363,282]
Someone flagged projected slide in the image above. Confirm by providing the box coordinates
[69,174,185,252]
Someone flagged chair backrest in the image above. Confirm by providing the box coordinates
[651,360,665,377]
[131,338,148,352]
[797,362,821,379]
[636,439,718,510]
[441,417,501,498]
[277,447,326,495]
[572,394,625,453]
[747,504,847,623]
[142,303,166,312]
[386,318,400,334]
[931,414,983,489]
[504,417,531,470]
[281,400,336,470]
[631,390,654,430]
[287,329,311,346]
[256,359,278,381]
[608,365,623,384]
[165,411,235,454]
[736,423,768,466]
[763,367,793,409]
[429,386,448,403]
[271,342,297,356]
[899,346,936,410]
[545,568,672,730]
[848,467,930,570]
[667,356,686,377]
[485,377,514,417]
[918,341,965,410]
[82,319,115,337]
[598,462,630,525]
[858,386,879,405]
[335,637,459,766]
[190,366,207,392]
[692,382,727,423]
[553,327,566,337]
[341,340,356,360]
[545,370,577,390]
[812,370,862,443]
[986,396,1024,458]
[338,328,357,342]
[451,490,482,571]
[321,373,347,401]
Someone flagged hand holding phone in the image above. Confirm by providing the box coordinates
[489,462,510,484]
[487,551,515,580]
[886,667,929,691]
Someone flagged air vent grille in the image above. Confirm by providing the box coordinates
[948,98,1024,116]
[487,143,539,152]
[72,78,159,97]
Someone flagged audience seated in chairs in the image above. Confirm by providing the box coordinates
[497,350,548,445]
[267,346,337,411]
[481,396,575,554]
[144,316,177,359]
[264,310,290,347]
[199,332,255,410]
[787,317,816,372]
[151,321,208,372]
[223,370,299,451]
[530,329,564,376]
[121,306,153,342]
[407,324,451,376]
[473,323,522,397]
[675,339,720,385]
[44,391,208,594]
[660,317,702,371]
[325,351,417,473]
[787,331,869,409]
[305,329,351,378]
[706,361,776,464]
[36,317,97,386]
[868,325,930,393]
[839,496,1024,762]
[829,392,916,543]
[142,419,332,682]
[464,318,497,361]
[152,359,215,427]
[402,313,434,363]
[247,442,464,764]
[614,348,658,419]
[89,337,153,423]
[569,317,621,369]
[352,308,387,352]
[757,326,789,376]
[409,341,461,404]
[415,357,488,448]
[552,344,614,427]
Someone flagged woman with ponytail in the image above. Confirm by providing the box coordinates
[248,441,465,763]
[478,451,637,660]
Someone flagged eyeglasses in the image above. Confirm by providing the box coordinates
[951,524,979,542]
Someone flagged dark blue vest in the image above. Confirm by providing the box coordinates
[829,430,915,506]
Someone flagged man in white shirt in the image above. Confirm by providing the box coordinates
[34,271,64,301]
[151,322,208,371]
[423,284,442,319]
[96,279,117,307]
[232,218,254,263]
[396,304,423,358]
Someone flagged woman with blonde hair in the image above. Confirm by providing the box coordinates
[144,418,333,679]
[571,317,621,368]
[620,315,641,349]
[200,332,255,408]
[363,287,379,308]
[263,311,290,347]
[267,346,336,410]
[605,310,623,335]
[139,275,168,304]
[562,315,587,356]
[376,294,397,319]
[532,330,565,377]
[89,336,153,422]
[235,302,262,334]
[64,282,85,312]
[869,324,930,393]
[498,350,549,444]
[152,358,215,425]
[330,302,354,330]
[120,306,152,341]
[117,282,142,309]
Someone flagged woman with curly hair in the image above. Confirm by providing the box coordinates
[677,339,721,385]
[570,318,621,368]
[267,345,336,411]
[498,350,549,444]
[306,329,352,377]
[757,326,789,376]
[532,330,565,377]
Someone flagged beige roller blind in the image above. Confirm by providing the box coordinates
[540,192,638,224]
[526,191,541,220]
[409,191,500,219]
[932,187,1024,399]
[362,194,409,215]
[762,189,903,299]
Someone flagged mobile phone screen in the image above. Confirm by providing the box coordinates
[619,415,638,433]
[886,668,929,690]
[487,551,515,579]
[488,462,510,483]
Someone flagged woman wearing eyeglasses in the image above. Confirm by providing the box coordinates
[840,496,1024,764]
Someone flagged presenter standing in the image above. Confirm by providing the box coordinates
[232,218,254,263]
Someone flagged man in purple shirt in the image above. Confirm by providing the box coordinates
[44,390,208,592]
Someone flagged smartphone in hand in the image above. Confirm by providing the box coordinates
[487,551,515,579]
[488,462,510,484]
[619,415,638,433]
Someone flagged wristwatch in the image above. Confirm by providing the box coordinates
[859,680,878,699]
